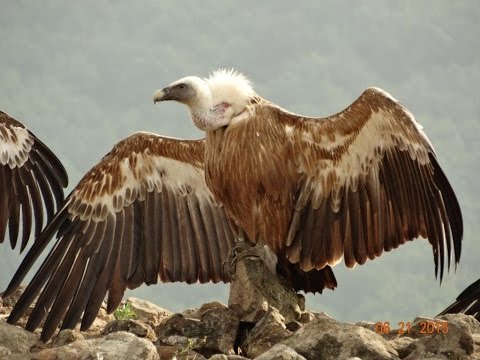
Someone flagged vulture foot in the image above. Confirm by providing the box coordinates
[224,239,266,280]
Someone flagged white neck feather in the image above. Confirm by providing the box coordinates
[187,69,256,131]
[204,69,255,113]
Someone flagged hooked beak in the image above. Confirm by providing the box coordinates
[153,87,170,103]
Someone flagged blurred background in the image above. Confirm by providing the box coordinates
[1,0,478,324]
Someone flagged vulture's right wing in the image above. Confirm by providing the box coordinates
[3,132,235,341]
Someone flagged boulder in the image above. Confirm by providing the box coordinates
[34,331,159,360]
[157,302,240,357]
[156,344,207,360]
[209,355,250,360]
[104,319,156,340]
[281,313,399,360]
[228,256,304,325]
[241,307,292,358]
[125,297,173,328]
[0,319,39,357]
[52,329,84,347]
[254,344,307,360]
[402,314,478,359]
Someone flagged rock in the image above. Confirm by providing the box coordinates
[281,314,399,360]
[0,284,28,308]
[209,355,250,360]
[388,337,415,359]
[157,302,240,357]
[474,333,480,345]
[52,329,84,347]
[228,256,304,325]
[242,307,292,358]
[254,344,307,360]
[156,344,207,360]
[104,319,156,340]
[438,313,480,334]
[403,314,478,359]
[298,311,315,324]
[126,297,172,328]
[70,308,111,339]
[285,321,302,332]
[355,321,377,333]
[0,318,39,356]
[35,331,159,360]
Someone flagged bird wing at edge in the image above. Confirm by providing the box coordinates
[0,110,68,252]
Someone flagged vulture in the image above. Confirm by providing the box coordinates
[0,110,68,252]
[3,69,463,341]
[439,278,480,320]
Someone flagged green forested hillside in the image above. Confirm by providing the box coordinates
[0,0,478,324]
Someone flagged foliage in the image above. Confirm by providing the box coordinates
[113,303,137,321]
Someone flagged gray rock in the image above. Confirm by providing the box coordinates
[404,314,477,359]
[355,321,377,333]
[209,355,250,360]
[437,313,480,334]
[157,302,239,357]
[473,333,480,346]
[0,318,39,355]
[156,344,207,360]
[254,344,307,360]
[298,311,315,324]
[126,297,173,328]
[242,307,292,358]
[0,284,28,308]
[388,337,415,359]
[34,331,159,360]
[228,256,303,325]
[281,314,399,360]
[104,319,156,339]
[52,329,84,347]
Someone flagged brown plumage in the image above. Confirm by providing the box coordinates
[3,70,462,341]
[0,110,68,252]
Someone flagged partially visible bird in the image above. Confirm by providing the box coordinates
[439,278,480,320]
[0,110,68,252]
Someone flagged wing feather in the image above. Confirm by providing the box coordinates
[0,111,68,251]
[271,87,462,277]
[439,278,480,320]
[4,132,233,341]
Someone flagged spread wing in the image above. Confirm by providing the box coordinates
[4,132,235,341]
[276,87,462,278]
[0,111,68,252]
[438,278,480,320]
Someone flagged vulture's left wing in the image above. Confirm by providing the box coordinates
[439,278,480,320]
[3,132,234,341]
[0,111,68,252]
[276,87,462,279]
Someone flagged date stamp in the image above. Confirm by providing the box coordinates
[374,321,449,335]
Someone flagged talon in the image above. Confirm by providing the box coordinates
[226,239,267,281]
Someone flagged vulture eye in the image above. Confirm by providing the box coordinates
[178,84,187,90]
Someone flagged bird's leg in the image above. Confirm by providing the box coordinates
[223,237,272,280]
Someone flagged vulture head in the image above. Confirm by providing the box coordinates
[153,69,256,131]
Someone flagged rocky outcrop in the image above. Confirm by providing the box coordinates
[1,256,479,359]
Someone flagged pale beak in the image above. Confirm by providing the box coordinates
[153,87,170,103]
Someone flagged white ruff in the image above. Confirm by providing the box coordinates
[204,69,256,116]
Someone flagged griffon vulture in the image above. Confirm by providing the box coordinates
[0,110,68,252]
[3,69,463,341]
